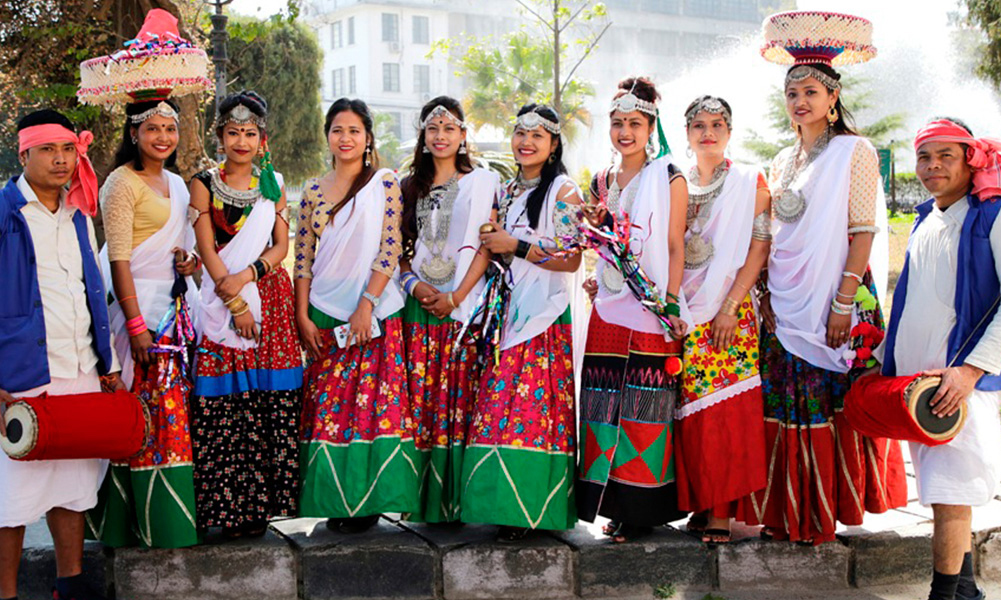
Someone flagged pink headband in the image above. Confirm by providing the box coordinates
[18,124,98,216]
[914,119,1001,202]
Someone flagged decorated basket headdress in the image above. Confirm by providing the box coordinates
[78,9,211,106]
[761,11,876,91]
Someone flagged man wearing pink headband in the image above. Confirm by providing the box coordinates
[877,117,1001,600]
[0,110,123,600]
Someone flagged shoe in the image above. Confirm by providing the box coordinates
[338,515,380,534]
[496,526,531,543]
[956,587,986,600]
[52,583,107,600]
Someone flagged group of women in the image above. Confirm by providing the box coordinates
[89,60,904,550]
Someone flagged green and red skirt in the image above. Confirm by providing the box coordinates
[459,308,577,531]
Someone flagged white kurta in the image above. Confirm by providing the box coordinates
[888,199,1001,506]
[0,177,111,527]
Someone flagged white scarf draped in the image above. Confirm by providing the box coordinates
[197,172,284,350]
[594,156,693,338]
[309,168,405,322]
[100,171,195,388]
[410,168,498,324]
[682,162,759,326]
[769,136,889,373]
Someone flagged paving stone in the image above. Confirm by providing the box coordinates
[840,522,934,586]
[112,529,297,599]
[17,541,107,600]
[557,525,713,598]
[718,536,852,591]
[418,523,574,600]
[978,530,1001,582]
[275,517,436,600]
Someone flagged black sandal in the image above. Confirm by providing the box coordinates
[611,523,652,544]
[496,526,531,543]
[702,528,731,545]
[759,526,775,541]
[686,512,709,533]
[339,514,380,534]
[601,520,620,536]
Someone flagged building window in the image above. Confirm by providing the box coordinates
[330,21,342,49]
[382,13,399,42]
[347,16,355,45]
[412,16,429,44]
[332,68,345,97]
[382,63,400,92]
[414,64,430,94]
[348,65,356,94]
[387,111,403,139]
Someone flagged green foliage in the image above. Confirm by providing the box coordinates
[374,111,405,172]
[743,76,908,163]
[225,15,325,186]
[430,0,609,140]
[964,0,1001,91]
[653,582,676,599]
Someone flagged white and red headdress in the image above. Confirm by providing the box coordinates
[761,11,877,90]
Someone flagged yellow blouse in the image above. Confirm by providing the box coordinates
[100,166,172,262]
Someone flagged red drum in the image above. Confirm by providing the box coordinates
[844,374,966,447]
[1,390,150,461]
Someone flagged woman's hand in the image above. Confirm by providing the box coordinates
[758,292,776,334]
[479,219,518,255]
[413,282,440,303]
[348,301,375,346]
[297,314,324,361]
[422,291,459,319]
[668,314,688,340]
[216,270,251,303]
[173,248,198,277]
[581,203,608,229]
[583,277,598,302]
[826,309,852,349]
[233,311,259,342]
[130,330,155,368]
[710,312,739,350]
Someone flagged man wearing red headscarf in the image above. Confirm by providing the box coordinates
[0,110,123,600]
[876,117,1001,600]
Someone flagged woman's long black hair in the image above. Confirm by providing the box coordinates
[324,97,379,222]
[114,98,180,171]
[516,103,567,230]
[789,64,858,137]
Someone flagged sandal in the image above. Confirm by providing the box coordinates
[339,515,380,534]
[496,526,531,543]
[611,523,653,544]
[241,520,269,538]
[759,526,775,541]
[601,520,620,536]
[702,528,731,545]
[686,512,709,533]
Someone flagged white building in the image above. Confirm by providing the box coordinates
[304,0,767,145]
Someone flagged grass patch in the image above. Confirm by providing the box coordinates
[653,582,676,599]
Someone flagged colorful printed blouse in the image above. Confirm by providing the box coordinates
[294,172,403,279]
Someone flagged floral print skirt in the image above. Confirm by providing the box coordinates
[191,267,303,529]
[460,309,577,531]
[298,306,420,519]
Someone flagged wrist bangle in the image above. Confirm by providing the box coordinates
[260,256,273,273]
[447,292,457,309]
[514,239,532,259]
[842,270,863,284]
[835,290,855,299]
[721,297,740,316]
[666,291,681,302]
[831,298,853,315]
[125,315,146,337]
[665,302,681,318]
[117,294,137,306]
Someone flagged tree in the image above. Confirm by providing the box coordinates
[432,0,609,139]
[963,0,1001,91]
[743,76,907,163]
[225,15,325,186]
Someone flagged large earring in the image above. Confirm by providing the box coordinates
[422,144,430,154]
[131,134,138,144]
[547,153,556,164]
[646,137,655,157]
[685,145,694,159]
[610,147,619,164]
[827,105,838,125]
[365,145,372,167]
[458,140,468,155]
[257,146,265,158]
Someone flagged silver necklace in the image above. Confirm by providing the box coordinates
[601,167,643,294]
[773,129,833,223]
[209,166,261,208]
[416,174,460,285]
[684,161,728,269]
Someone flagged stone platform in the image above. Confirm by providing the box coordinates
[15,458,1001,600]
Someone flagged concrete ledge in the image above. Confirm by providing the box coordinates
[112,530,298,600]
[17,541,106,600]
[717,535,852,591]
[840,522,934,587]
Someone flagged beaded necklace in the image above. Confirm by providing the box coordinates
[210,163,260,237]
[684,160,729,269]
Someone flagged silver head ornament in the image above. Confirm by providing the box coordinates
[610,93,658,117]
[785,65,841,92]
[685,96,732,128]
[514,109,561,135]
[129,101,179,125]
[221,103,266,129]
[420,104,466,130]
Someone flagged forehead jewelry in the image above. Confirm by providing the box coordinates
[610,92,658,117]
[221,103,266,129]
[513,109,561,135]
[685,97,732,128]
[129,101,179,125]
[785,65,841,92]
[420,104,466,130]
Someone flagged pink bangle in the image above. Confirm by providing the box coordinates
[125,316,146,337]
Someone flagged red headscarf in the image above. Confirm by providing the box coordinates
[913,119,1001,202]
[17,123,98,216]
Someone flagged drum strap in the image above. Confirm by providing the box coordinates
[947,292,1001,368]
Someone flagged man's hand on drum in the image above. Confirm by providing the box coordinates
[130,329,155,368]
[101,372,127,393]
[0,388,15,439]
[925,363,985,418]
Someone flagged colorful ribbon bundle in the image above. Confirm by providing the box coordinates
[453,258,513,367]
[148,273,197,390]
[580,212,681,334]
